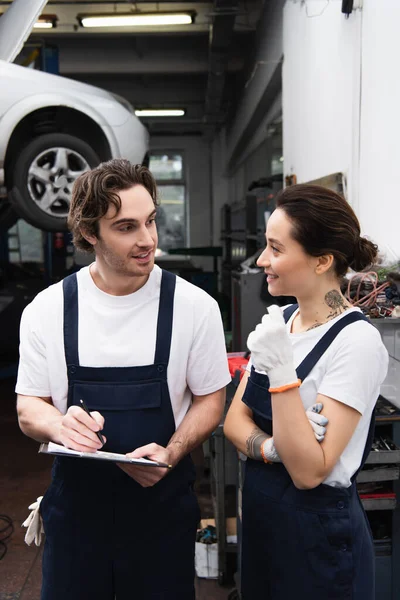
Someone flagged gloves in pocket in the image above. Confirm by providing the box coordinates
[22,496,44,546]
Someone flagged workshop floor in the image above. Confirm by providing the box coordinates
[0,377,235,600]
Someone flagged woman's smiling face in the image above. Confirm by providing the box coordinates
[257,208,320,298]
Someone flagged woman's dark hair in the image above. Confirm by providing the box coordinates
[68,158,159,253]
[275,184,378,277]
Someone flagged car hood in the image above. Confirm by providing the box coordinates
[0,0,49,63]
[1,60,119,103]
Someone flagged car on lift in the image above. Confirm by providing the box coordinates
[0,61,149,232]
[0,1,149,233]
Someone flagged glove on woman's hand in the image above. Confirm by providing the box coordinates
[247,305,299,391]
[307,402,329,442]
[261,403,329,462]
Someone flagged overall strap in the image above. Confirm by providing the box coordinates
[283,303,299,323]
[296,312,369,382]
[63,273,79,366]
[154,270,176,365]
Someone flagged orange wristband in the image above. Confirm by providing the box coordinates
[260,442,272,464]
[268,379,301,394]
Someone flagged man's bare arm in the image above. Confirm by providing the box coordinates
[166,387,226,466]
[17,394,63,443]
[17,394,105,451]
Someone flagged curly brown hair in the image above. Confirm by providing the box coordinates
[68,158,159,253]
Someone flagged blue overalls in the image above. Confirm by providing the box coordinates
[240,305,376,600]
[40,269,200,600]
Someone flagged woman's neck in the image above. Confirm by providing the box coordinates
[293,287,352,333]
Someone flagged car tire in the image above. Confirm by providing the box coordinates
[9,133,101,232]
[0,199,18,233]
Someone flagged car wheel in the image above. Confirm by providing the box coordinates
[9,133,101,232]
[0,199,18,233]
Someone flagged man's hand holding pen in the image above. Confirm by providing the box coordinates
[118,443,173,487]
[58,403,106,453]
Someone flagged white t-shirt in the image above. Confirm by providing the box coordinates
[247,306,389,488]
[16,264,231,428]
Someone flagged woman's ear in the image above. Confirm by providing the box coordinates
[315,254,334,275]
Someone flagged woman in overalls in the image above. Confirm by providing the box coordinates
[224,184,389,599]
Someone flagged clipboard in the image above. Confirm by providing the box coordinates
[39,442,172,468]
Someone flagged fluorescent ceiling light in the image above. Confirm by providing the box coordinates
[135,109,186,118]
[34,14,58,29]
[34,21,53,29]
[79,13,195,28]
[0,12,58,29]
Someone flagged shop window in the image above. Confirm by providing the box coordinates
[149,152,186,252]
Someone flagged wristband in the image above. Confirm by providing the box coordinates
[260,441,272,464]
[268,379,301,394]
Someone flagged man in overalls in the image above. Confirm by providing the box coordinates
[16,158,231,600]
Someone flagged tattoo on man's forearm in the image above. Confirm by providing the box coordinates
[167,438,185,452]
[246,427,269,460]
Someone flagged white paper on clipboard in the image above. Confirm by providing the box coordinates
[39,442,171,468]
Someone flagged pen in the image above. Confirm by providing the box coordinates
[79,399,105,446]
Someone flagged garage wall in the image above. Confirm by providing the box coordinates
[358,0,400,262]
[283,0,361,206]
[215,0,400,263]
[282,0,400,262]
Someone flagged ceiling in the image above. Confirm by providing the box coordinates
[4,0,264,137]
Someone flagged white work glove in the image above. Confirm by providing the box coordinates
[261,437,281,463]
[261,403,329,463]
[22,496,44,546]
[247,304,299,391]
[307,402,329,442]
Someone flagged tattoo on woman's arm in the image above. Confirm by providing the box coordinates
[246,427,269,460]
